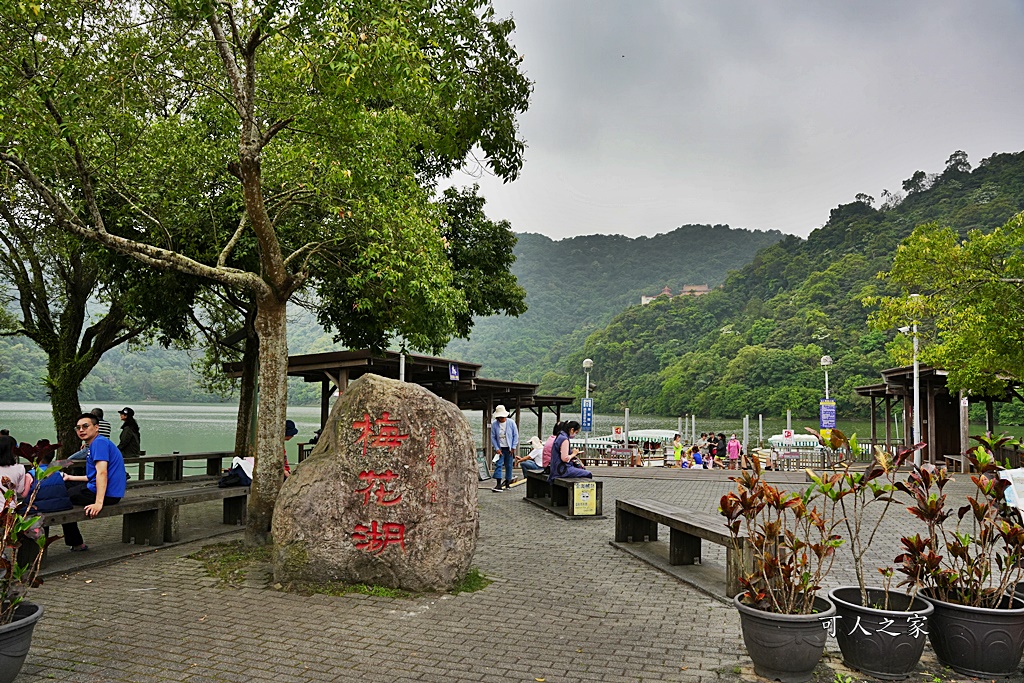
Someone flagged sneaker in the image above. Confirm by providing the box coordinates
[70,544,89,552]
[491,486,503,493]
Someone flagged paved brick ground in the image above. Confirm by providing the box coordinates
[13,469,1024,682]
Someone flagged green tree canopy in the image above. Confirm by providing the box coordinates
[872,213,1024,396]
[0,0,530,542]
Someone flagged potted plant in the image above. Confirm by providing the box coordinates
[0,460,62,683]
[720,455,840,683]
[808,429,934,680]
[893,434,1024,678]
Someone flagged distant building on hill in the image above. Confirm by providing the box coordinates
[641,284,711,305]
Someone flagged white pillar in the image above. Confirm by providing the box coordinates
[913,322,922,467]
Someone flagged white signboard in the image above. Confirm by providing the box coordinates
[1000,468,1024,514]
[782,429,795,445]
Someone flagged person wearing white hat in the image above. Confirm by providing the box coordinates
[489,405,519,492]
[515,435,545,478]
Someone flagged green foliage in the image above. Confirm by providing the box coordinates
[872,212,1024,396]
[554,151,1024,418]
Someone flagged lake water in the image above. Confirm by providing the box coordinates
[7,400,1007,457]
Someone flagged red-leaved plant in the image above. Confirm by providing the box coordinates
[808,427,921,608]
[0,461,64,624]
[720,455,843,615]
[894,434,1024,609]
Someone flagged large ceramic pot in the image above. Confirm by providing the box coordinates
[827,587,933,680]
[925,590,1024,678]
[733,595,835,683]
[0,602,43,683]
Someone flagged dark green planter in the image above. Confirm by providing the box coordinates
[0,602,43,683]
[926,590,1024,678]
[733,595,835,683]
[828,587,933,680]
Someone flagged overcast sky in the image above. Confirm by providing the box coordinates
[449,1,1024,239]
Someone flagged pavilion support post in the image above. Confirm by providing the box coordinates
[320,380,331,429]
[905,397,912,449]
[869,396,877,446]
[483,407,492,463]
[538,408,544,439]
[884,396,891,451]
[926,386,937,464]
[986,400,995,436]
[960,391,970,456]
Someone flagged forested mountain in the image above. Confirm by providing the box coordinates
[0,224,782,405]
[545,151,1024,419]
[444,225,785,380]
[6,150,1023,420]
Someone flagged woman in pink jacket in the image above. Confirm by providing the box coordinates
[726,434,742,470]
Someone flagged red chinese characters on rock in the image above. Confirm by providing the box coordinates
[425,428,438,503]
[351,411,410,456]
[350,410,410,555]
[354,470,403,507]
[352,521,406,555]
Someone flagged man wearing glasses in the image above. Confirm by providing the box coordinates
[61,413,128,552]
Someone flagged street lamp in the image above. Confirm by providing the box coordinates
[901,323,925,466]
[820,355,833,399]
[582,358,594,458]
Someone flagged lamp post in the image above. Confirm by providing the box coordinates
[583,358,593,458]
[899,298,922,467]
[820,355,833,399]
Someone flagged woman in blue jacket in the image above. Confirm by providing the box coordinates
[489,405,519,492]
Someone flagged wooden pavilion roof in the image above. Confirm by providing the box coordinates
[223,349,575,412]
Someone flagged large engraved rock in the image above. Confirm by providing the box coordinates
[272,373,478,591]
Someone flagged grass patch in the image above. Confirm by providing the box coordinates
[190,542,490,599]
[188,541,272,586]
[283,580,411,599]
[451,567,491,594]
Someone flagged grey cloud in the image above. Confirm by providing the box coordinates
[451,1,1024,238]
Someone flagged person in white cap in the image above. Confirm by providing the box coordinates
[489,405,519,492]
[515,436,545,478]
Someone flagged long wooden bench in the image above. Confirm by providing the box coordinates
[35,483,249,551]
[39,496,167,546]
[149,484,249,542]
[612,498,750,598]
[523,470,603,518]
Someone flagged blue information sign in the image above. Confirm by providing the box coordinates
[448,363,459,381]
[581,398,594,432]
[819,399,837,429]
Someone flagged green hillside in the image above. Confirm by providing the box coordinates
[548,151,1024,419]
[444,225,785,381]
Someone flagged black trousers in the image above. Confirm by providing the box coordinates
[62,482,121,547]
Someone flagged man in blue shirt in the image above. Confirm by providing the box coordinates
[61,413,128,551]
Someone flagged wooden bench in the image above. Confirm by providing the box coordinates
[36,483,249,551]
[39,496,167,546]
[613,498,750,598]
[523,470,603,518]
[944,454,967,473]
[149,484,249,542]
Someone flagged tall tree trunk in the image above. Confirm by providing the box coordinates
[233,309,260,459]
[245,294,289,546]
[47,360,84,459]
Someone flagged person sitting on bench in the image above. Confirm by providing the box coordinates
[60,413,127,552]
[516,436,545,478]
[548,421,592,481]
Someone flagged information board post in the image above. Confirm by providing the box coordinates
[820,399,837,431]
[582,359,593,460]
